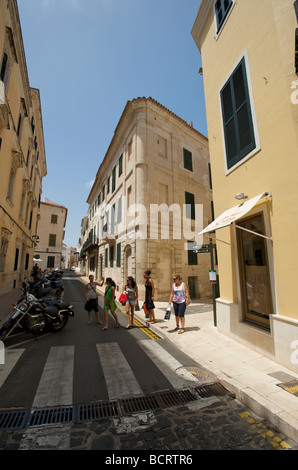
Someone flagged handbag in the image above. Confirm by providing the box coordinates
[142,302,149,318]
[84,300,91,311]
[119,292,128,305]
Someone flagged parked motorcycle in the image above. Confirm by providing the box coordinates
[0,291,74,341]
[24,271,64,300]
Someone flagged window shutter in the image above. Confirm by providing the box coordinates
[183,148,193,171]
[221,58,256,169]
[116,243,121,267]
[185,192,195,220]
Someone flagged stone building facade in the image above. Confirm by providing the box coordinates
[34,199,67,272]
[80,97,213,301]
[0,0,47,295]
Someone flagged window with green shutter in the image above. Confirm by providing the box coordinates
[119,154,123,176]
[110,245,114,267]
[183,148,193,171]
[185,192,195,220]
[187,241,197,266]
[112,166,116,193]
[49,234,56,247]
[116,243,121,267]
[220,57,256,170]
[105,247,108,267]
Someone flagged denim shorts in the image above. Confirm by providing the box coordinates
[173,301,186,317]
[126,299,136,306]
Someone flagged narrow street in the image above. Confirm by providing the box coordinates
[0,272,296,452]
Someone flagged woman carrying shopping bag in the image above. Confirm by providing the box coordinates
[168,275,189,334]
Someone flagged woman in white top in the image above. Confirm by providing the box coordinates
[85,275,104,324]
[168,275,189,334]
[125,276,138,329]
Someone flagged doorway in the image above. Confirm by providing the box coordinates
[237,213,273,329]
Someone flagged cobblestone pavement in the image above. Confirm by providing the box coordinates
[1,395,297,451]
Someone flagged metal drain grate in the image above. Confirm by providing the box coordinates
[157,389,197,407]
[77,401,120,422]
[0,410,30,430]
[29,406,73,427]
[120,394,160,414]
[194,382,234,398]
[0,384,233,430]
[277,379,298,396]
[120,389,197,415]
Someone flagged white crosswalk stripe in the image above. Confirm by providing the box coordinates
[32,345,75,408]
[96,342,143,399]
[0,341,198,410]
[137,339,200,389]
[0,348,25,388]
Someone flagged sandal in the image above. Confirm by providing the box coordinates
[101,327,109,331]
[178,329,185,334]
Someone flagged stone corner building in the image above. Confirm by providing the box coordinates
[34,199,68,272]
[79,97,213,301]
[0,0,47,295]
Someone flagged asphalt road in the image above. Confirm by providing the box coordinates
[0,272,213,409]
[0,272,297,451]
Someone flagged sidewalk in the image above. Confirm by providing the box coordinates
[132,300,298,444]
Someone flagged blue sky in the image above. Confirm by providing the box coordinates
[17,0,206,248]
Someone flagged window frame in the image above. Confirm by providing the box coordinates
[214,0,235,38]
[219,51,260,174]
[49,233,56,247]
[185,191,196,220]
[183,148,193,172]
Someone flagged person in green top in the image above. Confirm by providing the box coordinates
[102,277,119,330]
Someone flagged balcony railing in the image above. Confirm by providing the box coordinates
[81,235,99,255]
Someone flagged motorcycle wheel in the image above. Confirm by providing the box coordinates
[51,312,68,332]
[0,320,22,340]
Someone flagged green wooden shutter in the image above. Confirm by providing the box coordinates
[221,57,256,169]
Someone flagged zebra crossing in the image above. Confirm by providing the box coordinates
[0,340,202,411]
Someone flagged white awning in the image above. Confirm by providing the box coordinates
[199,193,269,235]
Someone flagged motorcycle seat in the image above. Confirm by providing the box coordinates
[53,302,71,309]
[44,306,59,315]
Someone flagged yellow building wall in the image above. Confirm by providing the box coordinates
[195,0,298,320]
[0,1,47,295]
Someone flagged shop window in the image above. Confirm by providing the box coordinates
[237,213,273,329]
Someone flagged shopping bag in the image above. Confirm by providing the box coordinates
[164,305,171,321]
